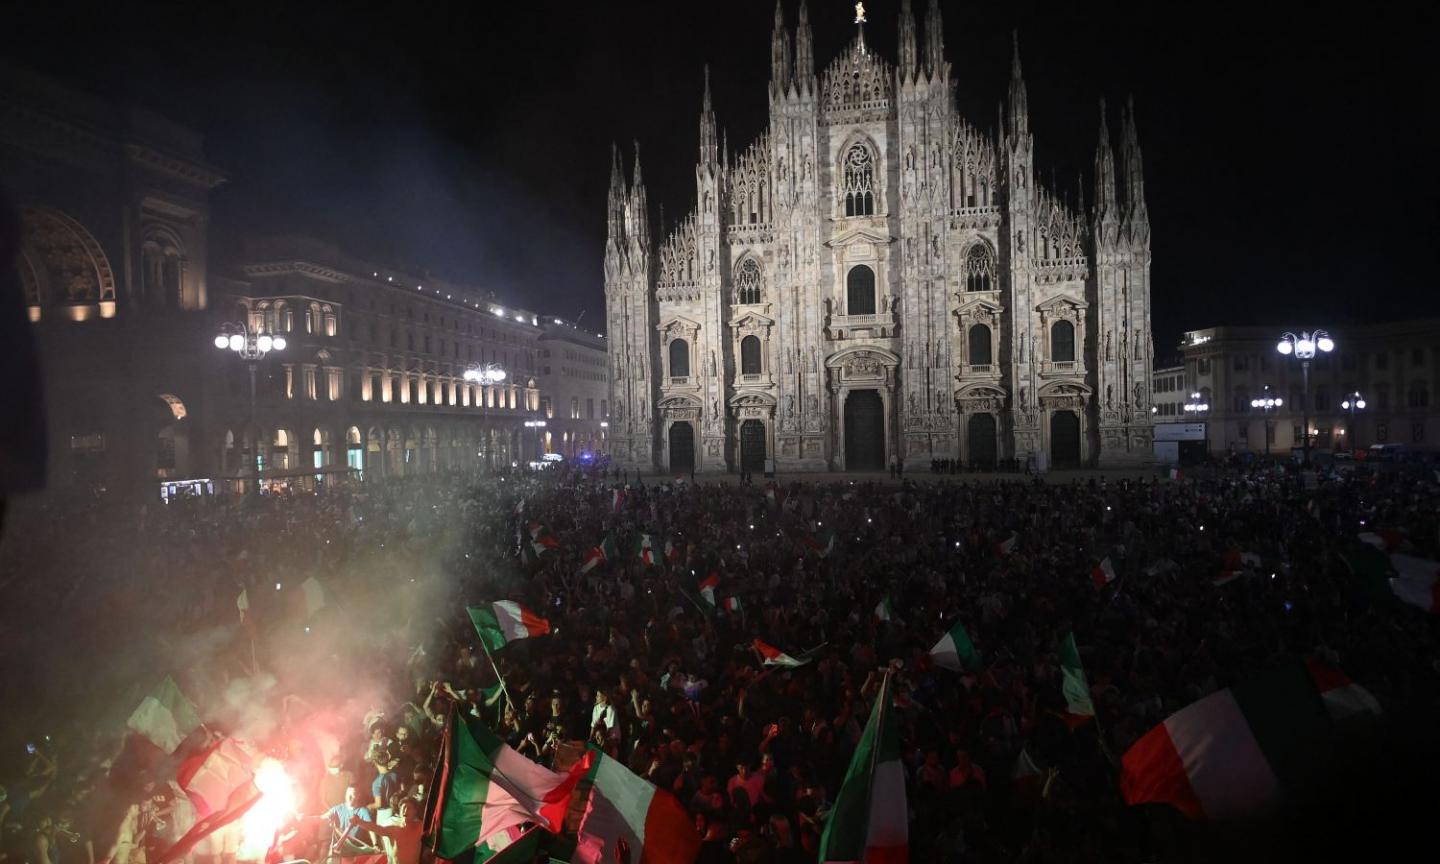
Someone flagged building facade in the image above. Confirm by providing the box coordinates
[3,66,552,499]
[606,1,1154,473]
[538,319,610,460]
[215,235,544,490]
[1181,321,1440,455]
[1150,364,1188,420]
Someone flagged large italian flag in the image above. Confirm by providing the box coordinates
[424,708,589,859]
[468,602,551,653]
[127,675,203,754]
[929,619,982,672]
[818,674,907,864]
[1120,658,1381,820]
[571,749,701,864]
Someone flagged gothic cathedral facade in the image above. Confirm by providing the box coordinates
[605,1,1153,473]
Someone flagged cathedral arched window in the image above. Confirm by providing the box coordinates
[968,324,992,366]
[965,246,993,292]
[841,144,876,217]
[740,335,762,375]
[1050,320,1075,362]
[735,259,763,305]
[846,265,876,316]
[669,339,691,378]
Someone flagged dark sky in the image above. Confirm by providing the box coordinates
[6,1,1433,351]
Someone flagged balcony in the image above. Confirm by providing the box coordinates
[827,311,897,340]
[1041,360,1086,378]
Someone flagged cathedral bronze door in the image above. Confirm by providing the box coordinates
[1050,410,1081,468]
[968,413,997,469]
[668,421,695,473]
[844,390,885,471]
[740,420,766,471]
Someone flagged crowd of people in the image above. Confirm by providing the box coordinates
[2,457,1438,864]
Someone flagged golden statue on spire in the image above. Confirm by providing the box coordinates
[854,1,867,24]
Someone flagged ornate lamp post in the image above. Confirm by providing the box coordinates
[1341,390,1366,452]
[1250,385,1283,457]
[1182,391,1209,454]
[1276,330,1333,466]
[463,363,507,386]
[214,322,286,481]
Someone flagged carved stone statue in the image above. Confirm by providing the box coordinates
[1134,329,1144,360]
[930,233,941,261]
[807,347,817,372]
[801,154,811,181]
[1106,385,1113,409]
[880,293,891,314]
[785,394,795,417]
[908,391,919,416]
[707,249,715,271]
[1105,331,1112,361]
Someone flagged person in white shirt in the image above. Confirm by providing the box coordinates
[590,689,617,738]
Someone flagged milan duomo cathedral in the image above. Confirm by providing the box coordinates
[605,1,1154,473]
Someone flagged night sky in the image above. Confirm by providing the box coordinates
[5,1,1433,351]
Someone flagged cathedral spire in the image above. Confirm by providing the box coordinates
[1007,31,1029,141]
[629,140,649,248]
[897,0,917,83]
[924,0,945,80]
[770,1,792,96]
[699,65,718,168]
[1121,95,1147,226]
[607,142,626,242]
[1094,99,1118,226]
[794,0,814,89]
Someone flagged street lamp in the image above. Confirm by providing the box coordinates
[463,363,507,385]
[524,420,547,465]
[1341,390,1366,451]
[1183,391,1209,454]
[214,322,286,482]
[1250,386,1283,457]
[1276,329,1333,466]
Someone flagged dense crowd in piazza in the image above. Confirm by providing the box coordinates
[1,457,1437,864]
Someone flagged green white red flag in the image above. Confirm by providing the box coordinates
[753,639,819,669]
[818,674,908,864]
[1120,658,1380,820]
[994,533,1018,556]
[1091,557,1117,588]
[874,595,895,622]
[570,749,701,864]
[1058,632,1095,726]
[468,602,551,652]
[637,534,658,567]
[578,535,619,575]
[126,675,202,754]
[723,596,743,613]
[698,572,720,607]
[930,619,982,672]
[424,707,590,859]
[800,528,835,557]
[611,489,625,514]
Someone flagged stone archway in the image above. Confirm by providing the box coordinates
[844,390,886,470]
[668,421,695,473]
[18,207,118,320]
[825,347,900,472]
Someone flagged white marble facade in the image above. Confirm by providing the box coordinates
[606,1,1154,472]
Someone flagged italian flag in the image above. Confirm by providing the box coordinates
[1390,553,1440,614]
[818,674,907,864]
[930,619,982,672]
[571,749,701,864]
[424,708,590,859]
[801,528,836,557]
[753,639,819,669]
[578,535,619,575]
[874,595,895,622]
[1120,658,1379,820]
[127,675,203,754]
[1091,557,1117,588]
[994,533,1018,557]
[611,489,626,513]
[1058,632,1095,726]
[723,596,743,613]
[664,538,682,565]
[529,534,560,557]
[765,483,786,509]
[637,534,657,567]
[697,572,721,607]
[175,737,256,818]
[468,602,551,652]
[1167,467,1183,480]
